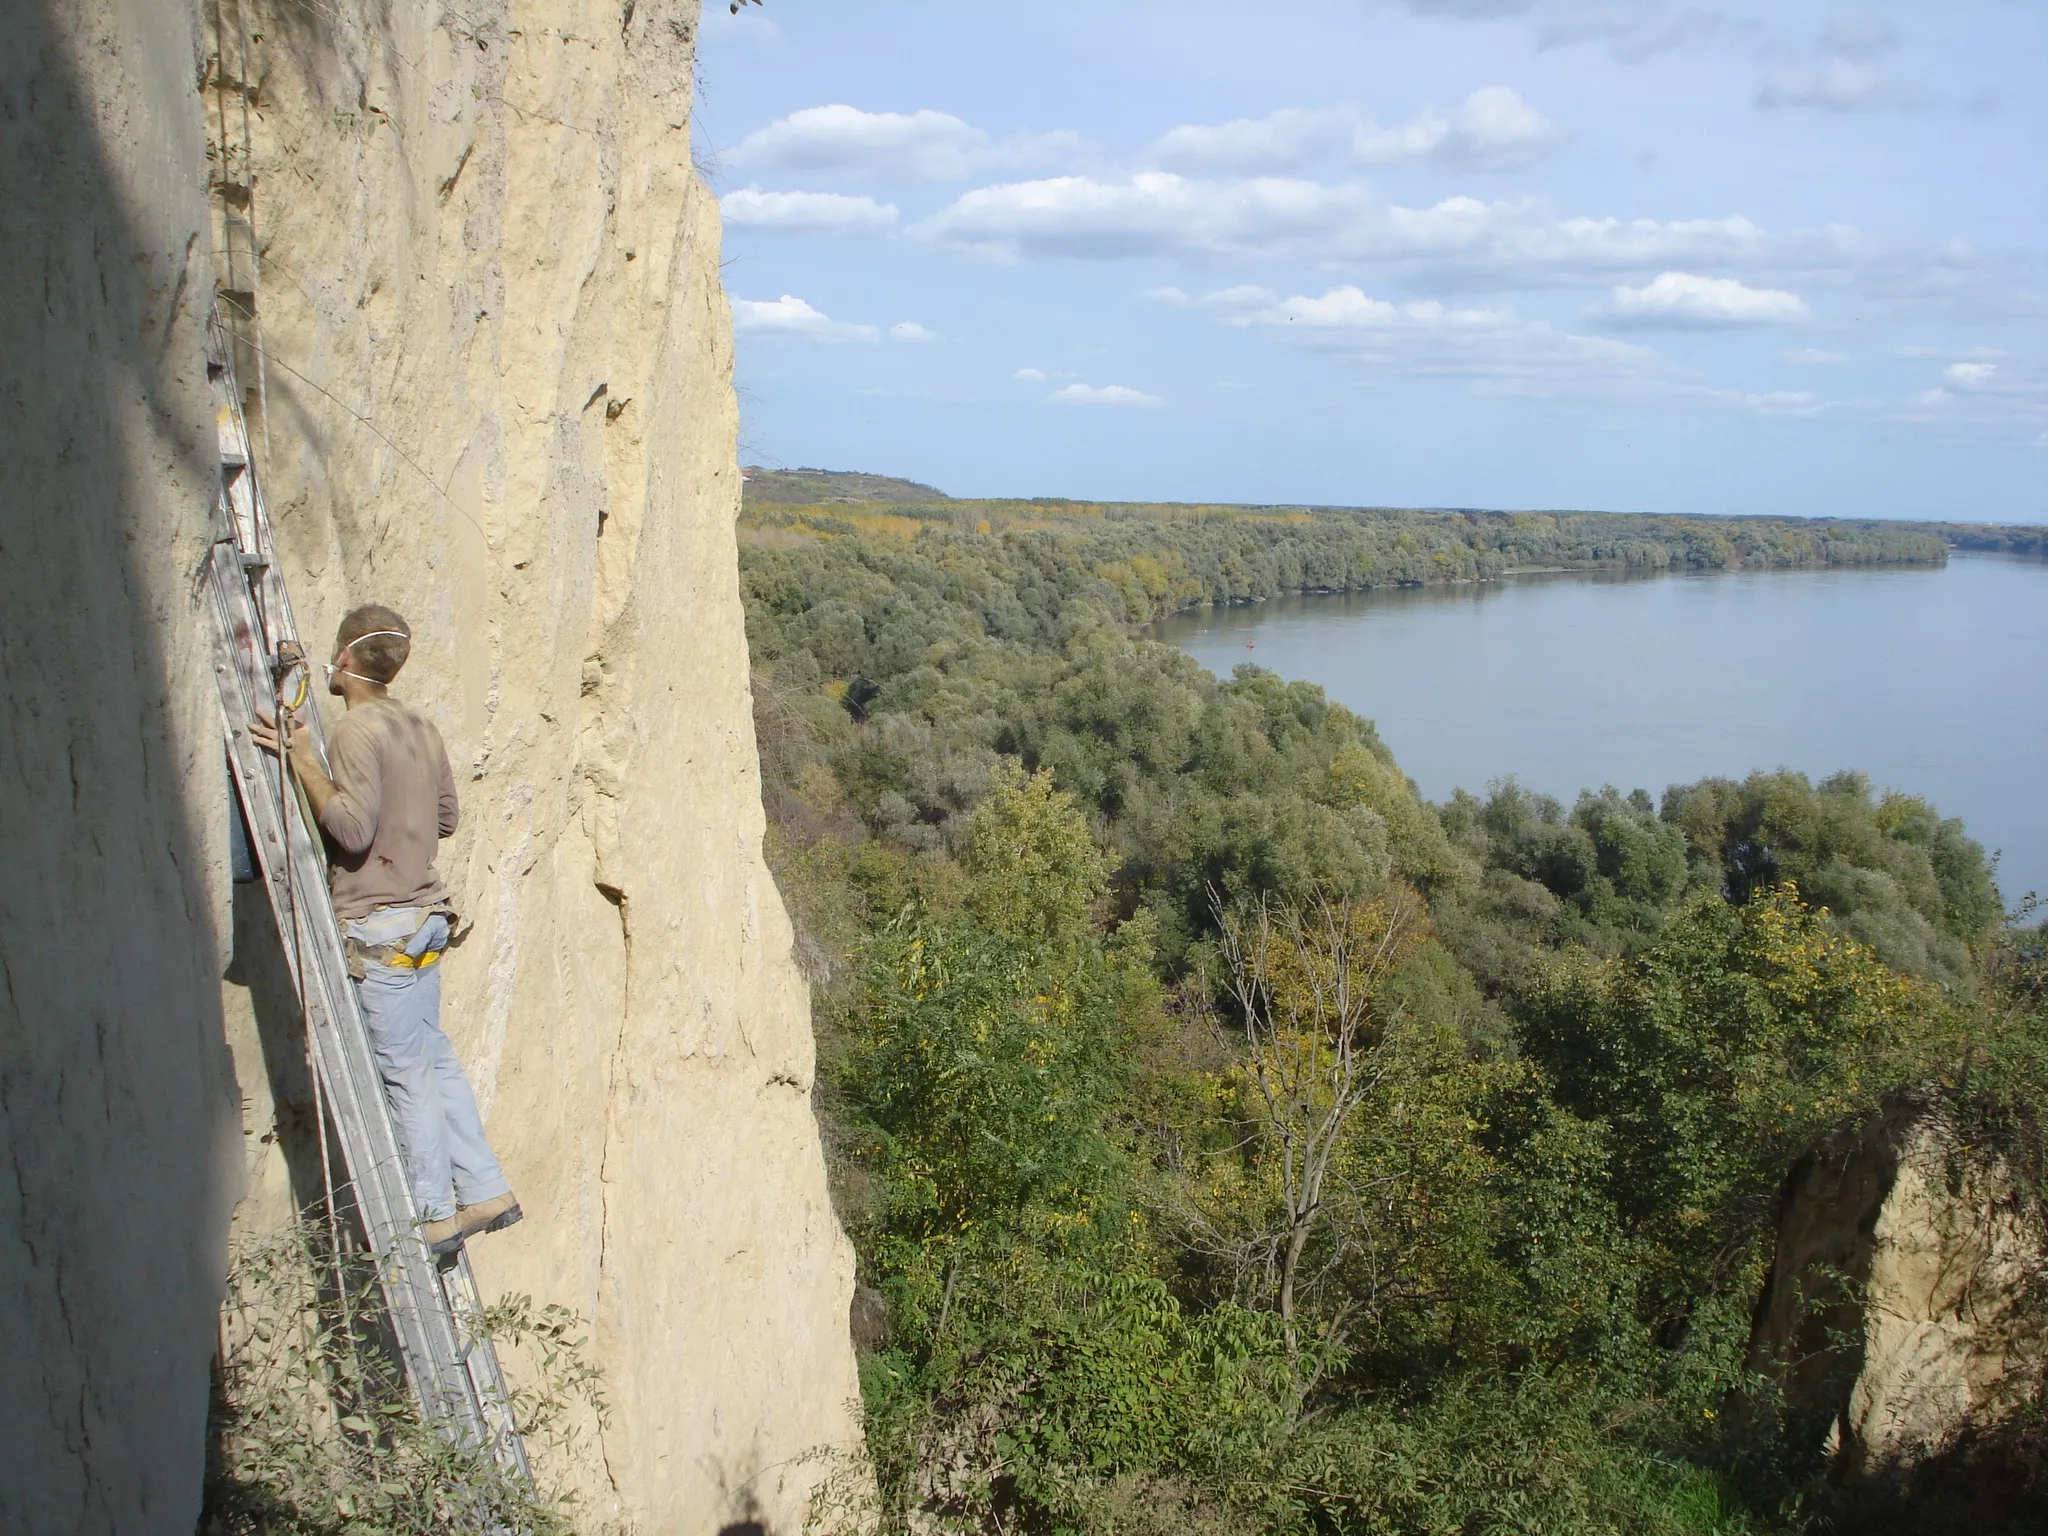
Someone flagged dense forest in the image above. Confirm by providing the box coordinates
[741,488,1952,628]
[738,500,2047,1535]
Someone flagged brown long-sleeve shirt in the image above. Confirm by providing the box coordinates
[319,697,460,920]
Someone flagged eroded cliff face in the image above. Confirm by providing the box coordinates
[217,0,865,1526]
[4,0,863,1530]
[1750,1101,2046,1491]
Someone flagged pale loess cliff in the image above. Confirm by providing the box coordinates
[3,0,863,1531]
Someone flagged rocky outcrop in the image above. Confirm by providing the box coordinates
[1750,1100,2046,1494]
[3,0,864,1530]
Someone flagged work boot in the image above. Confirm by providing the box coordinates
[422,1212,468,1257]
[457,1191,522,1240]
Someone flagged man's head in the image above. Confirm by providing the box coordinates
[329,604,412,694]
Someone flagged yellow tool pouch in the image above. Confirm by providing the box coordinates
[344,938,444,979]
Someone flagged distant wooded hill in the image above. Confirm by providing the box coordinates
[739,466,2045,566]
[742,467,951,505]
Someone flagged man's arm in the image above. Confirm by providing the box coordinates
[248,711,340,819]
[248,711,378,853]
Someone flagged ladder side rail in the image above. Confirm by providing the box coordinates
[442,1254,535,1481]
[205,532,481,1435]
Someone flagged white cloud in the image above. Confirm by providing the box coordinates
[719,188,899,232]
[1597,271,1808,327]
[1013,367,1048,381]
[1151,107,1355,175]
[1147,283,1279,309]
[732,105,985,178]
[729,294,880,342]
[1781,346,1848,365]
[917,173,1373,262]
[890,321,941,343]
[728,104,1081,180]
[1212,284,1660,392]
[915,173,1831,290]
[1432,87,1560,170]
[1050,383,1164,408]
[1892,361,2048,442]
[1149,89,1556,175]
[1350,113,1451,166]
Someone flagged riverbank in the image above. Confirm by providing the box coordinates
[1156,553,2048,904]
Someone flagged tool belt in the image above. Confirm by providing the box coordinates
[344,903,458,979]
[345,938,443,974]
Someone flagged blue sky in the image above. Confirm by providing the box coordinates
[697,0,2046,520]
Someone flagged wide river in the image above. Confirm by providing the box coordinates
[1154,553,2048,906]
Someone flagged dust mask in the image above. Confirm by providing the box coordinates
[325,630,410,686]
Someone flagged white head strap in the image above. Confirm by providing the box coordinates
[326,630,410,685]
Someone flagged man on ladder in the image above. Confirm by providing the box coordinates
[252,604,521,1257]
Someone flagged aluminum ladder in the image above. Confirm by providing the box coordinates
[200,308,531,1482]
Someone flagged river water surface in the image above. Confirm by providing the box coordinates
[1154,553,2048,905]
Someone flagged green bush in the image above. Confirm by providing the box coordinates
[202,1221,605,1536]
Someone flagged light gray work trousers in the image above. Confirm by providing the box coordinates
[344,906,509,1223]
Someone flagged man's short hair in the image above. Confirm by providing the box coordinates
[336,604,412,684]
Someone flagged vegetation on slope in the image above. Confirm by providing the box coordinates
[740,507,2045,1535]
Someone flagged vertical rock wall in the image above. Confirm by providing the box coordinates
[0,1,240,1528]
[3,0,864,1529]
[218,0,864,1527]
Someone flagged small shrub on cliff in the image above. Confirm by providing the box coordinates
[202,1219,606,1536]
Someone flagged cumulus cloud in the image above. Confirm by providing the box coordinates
[1013,367,1048,381]
[915,172,1832,291]
[1202,283,1659,392]
[917,173,1371,262]
[1782,346,1848,365]
[1050,383,1164,408]
[1893,362,2048,443]
[719,188,899,232]
[1596,271,1808,327]
[1429,86,1561,169]
[731,105,983,178]
[1150,88,1556,175]
[730,294,881,342]
[1151,108,1356,175]
[729,103,1081,180]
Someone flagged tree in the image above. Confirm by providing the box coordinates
[1189,887,1428,1363]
